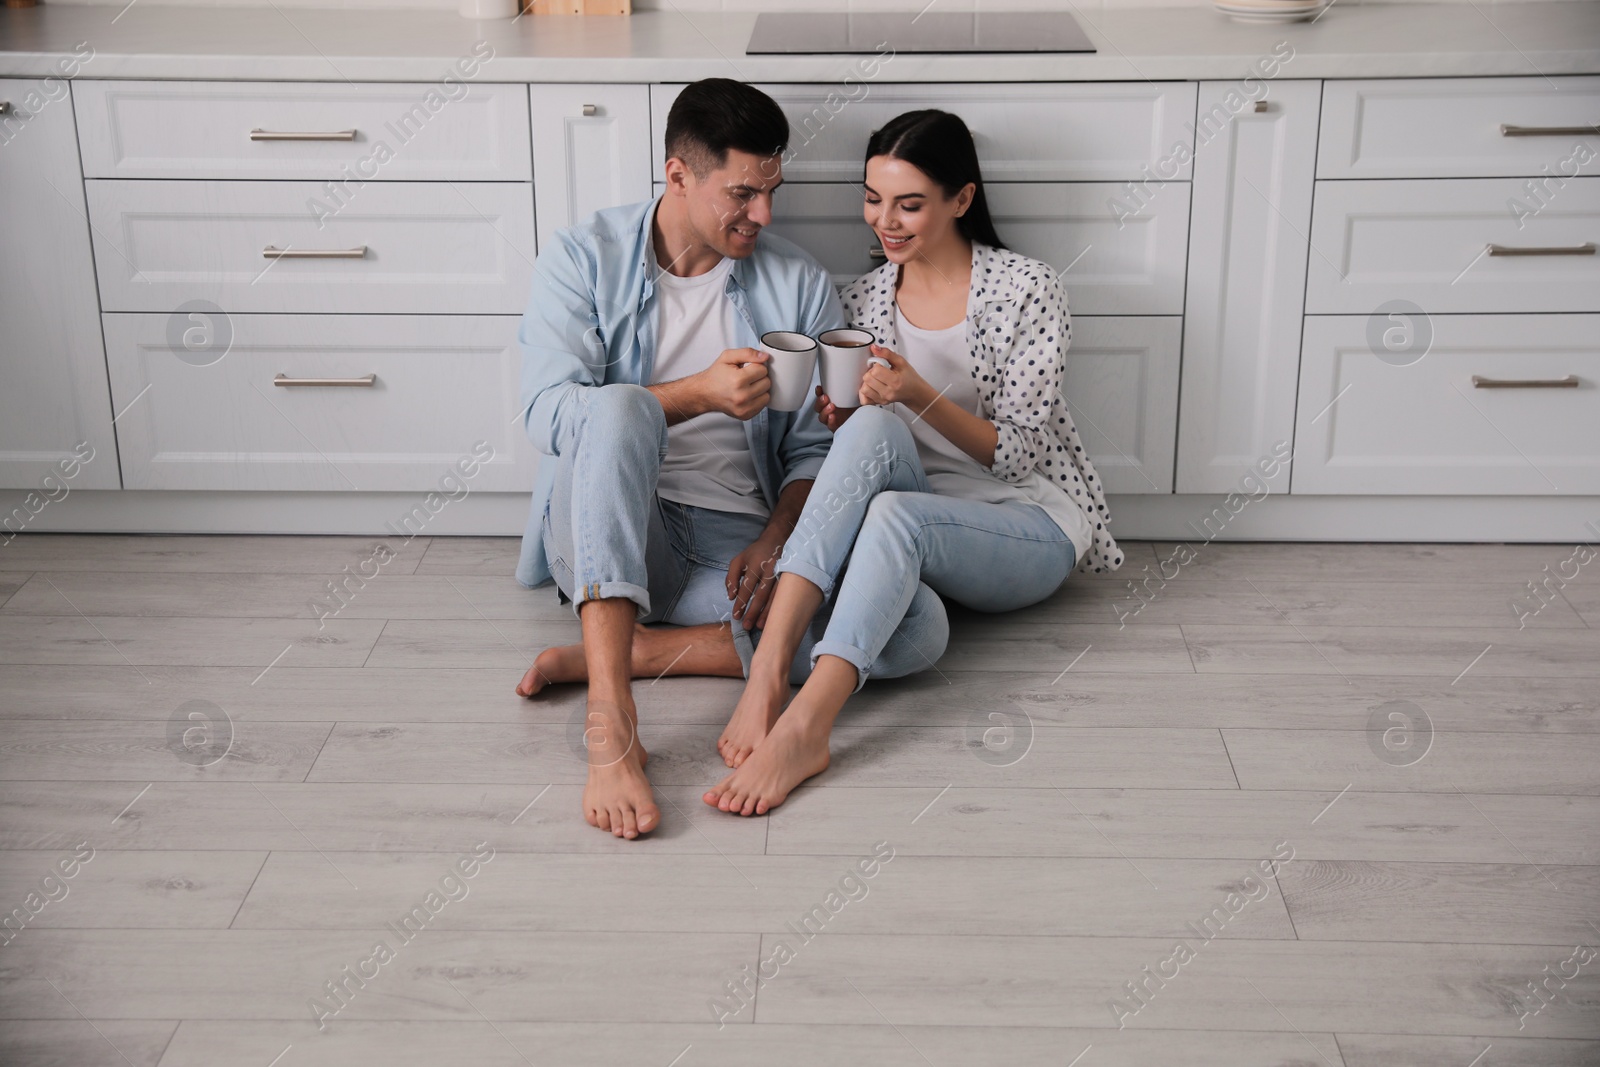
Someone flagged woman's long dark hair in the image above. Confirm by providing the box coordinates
[864,109,1008,251]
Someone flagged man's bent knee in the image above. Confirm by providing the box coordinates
[585,384,668,453]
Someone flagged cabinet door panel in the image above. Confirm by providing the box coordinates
[530,84,652,249]
[74,80,531,181]
[1305,178,1600,315]
[1318,76,1600,179]
[1064,317,1182,495]
[0,79,119,491]
[1293,314,1600,495]
[1178,81,1320,494]
[85,180,536,315]
[102,313,536,492]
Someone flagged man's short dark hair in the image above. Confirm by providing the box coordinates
[664,79,789,179]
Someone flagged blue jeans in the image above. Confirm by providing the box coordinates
[776,404,1077,692]
[539,384,945,683]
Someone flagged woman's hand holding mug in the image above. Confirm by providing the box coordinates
[858,344,935,413]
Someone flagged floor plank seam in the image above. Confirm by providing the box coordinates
[227,852,272,930]
[359,620,390,669]
[300,723,340,784]
[1217,728,1242,790]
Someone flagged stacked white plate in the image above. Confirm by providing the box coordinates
[1213,0,1327,23]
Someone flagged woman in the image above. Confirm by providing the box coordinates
[705,109,1124,817]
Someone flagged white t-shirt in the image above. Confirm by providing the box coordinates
[648,250,770,519]
[889,303,1093,562]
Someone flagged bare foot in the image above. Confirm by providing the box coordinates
[703,709,830,816]
[581,699,659,839]
[516,644,585,698]
[717,673,789,768]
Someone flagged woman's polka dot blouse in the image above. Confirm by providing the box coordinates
[839,241,1125,574]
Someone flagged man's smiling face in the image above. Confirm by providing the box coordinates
[680,148,784,260]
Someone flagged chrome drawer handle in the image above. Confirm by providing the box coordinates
[250,128,358,141]
[1499,123,1600,137]
[1486,242,1596,257]
[263,245,368,259]
[1471,374,1580,389]
[868,246,887,260]
[274,374,377,387]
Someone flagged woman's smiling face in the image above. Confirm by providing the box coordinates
[862,154,974,264]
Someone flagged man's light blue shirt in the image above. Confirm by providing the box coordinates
[514,194,846,589]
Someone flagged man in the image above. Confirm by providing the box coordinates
[512,79,943,841]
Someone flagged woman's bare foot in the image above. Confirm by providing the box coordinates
[716,672,790,768]
[582,699,659,839]
[703,708,831,816]
[516,644,585,697]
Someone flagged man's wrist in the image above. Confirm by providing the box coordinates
[651,376,708,424]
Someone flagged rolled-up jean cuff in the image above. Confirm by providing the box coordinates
[572,580,651,621]
[731,618,756,679]
[773,557,835,598]
[809,638,871,695]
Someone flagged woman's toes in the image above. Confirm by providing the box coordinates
[620,807,639,839]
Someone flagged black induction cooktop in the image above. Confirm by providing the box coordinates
[746,11,1097,56]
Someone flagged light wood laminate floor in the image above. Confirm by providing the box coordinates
[1,535,1597,1067]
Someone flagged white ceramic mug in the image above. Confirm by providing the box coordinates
[817,328,883,408]
[759,331,819,412]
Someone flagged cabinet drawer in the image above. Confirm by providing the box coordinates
[74,80,531,181]
[651,82,1199,182]
[85,180,536,314]
[1061,317,1181,495]
[1319,77,1600,179]
[719,181,1188,315]
[102,313,537,492]
[1306,178,1600,314]
[1293,314,1600,495]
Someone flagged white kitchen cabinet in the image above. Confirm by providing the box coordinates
[1062,317,1183,495]
[73,80,531,182]
[1293,313,1600,495]
[651,82,1199,183]
[0,79,119,491]
[529,84,652,250]
[102,313,537,492]
[1318,76,1600,179]
[1305,177,1600,315]
[1177,80,1321,494]
[85,179,537,315]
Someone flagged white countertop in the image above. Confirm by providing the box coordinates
[1,2,1597,82]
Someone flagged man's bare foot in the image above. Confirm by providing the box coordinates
[703,708,830,816]
[716,673,789,768]
[516,644,585,698]
[581,699,659,839]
